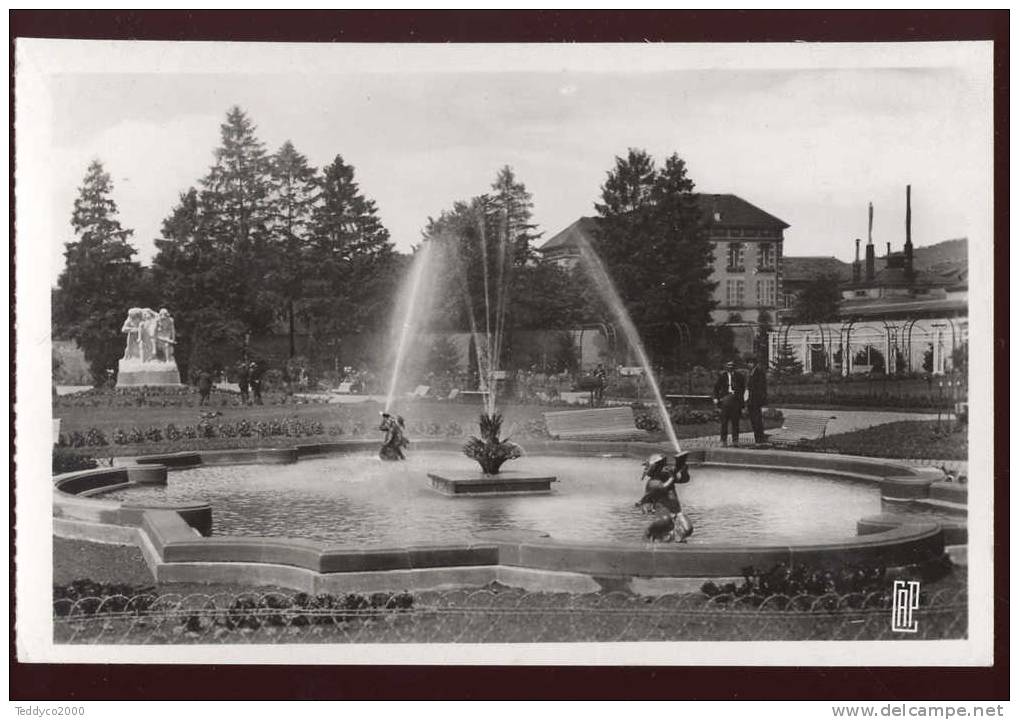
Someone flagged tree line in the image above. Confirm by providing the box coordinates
[54,106,722,385]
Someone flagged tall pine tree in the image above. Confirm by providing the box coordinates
[592,148,716,368]
[54,160,146,384]
[198,106,275,333]
[266,140,319,357]
[307,155,396,338]
[152,187,249,379]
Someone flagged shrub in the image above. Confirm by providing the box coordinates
[701,562,896,609]
[53,579,156,617]
[52,448,98,474]
[84,427,108,447]
[444,422,464,438]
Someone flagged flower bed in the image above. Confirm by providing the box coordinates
[631,402,783,433]
[53,386,331,409]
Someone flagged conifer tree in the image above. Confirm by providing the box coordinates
[592,148,717,368]
[198,106,275,332]
[54,160,146,383]
[267,140,319,356]
[307,154,396,337]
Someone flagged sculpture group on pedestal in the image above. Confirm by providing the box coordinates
[117,307,182,386]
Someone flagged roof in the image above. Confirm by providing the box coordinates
[837,296,968,319]
[694,194,790,230]
[537,193,789,253]
[849,265,954,290]
[538,216,599,253]
[782,256,853,283]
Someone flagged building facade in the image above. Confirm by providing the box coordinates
[538,194,790,337]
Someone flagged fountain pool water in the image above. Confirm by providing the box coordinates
[104,452,887,547]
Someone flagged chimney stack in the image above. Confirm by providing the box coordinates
[853,238,861,283]
[904,184,914,279]
[865,203,875,282]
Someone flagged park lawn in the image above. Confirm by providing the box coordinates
[799,420,967,460]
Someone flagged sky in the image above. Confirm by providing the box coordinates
[25,42,992,285]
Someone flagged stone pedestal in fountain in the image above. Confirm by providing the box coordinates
[428,471,557,496]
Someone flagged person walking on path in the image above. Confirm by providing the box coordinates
[745,355,768,444]
[713,360,746,446]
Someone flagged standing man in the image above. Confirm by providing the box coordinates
[249,359,265,405]
[197,369,213,406]
[593,363,607,405]
[745,354,768,444]
[236,359,250,405]
[713,360,746,446]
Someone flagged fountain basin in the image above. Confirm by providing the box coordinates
[52,441,953,594]
[428,470,557,496]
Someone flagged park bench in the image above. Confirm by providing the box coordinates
[666,394,715,409]
[447,388,460,401]
[543,406,648,441]
[767,412,836,446]
[407,385,430,399]
[333,382,354,394]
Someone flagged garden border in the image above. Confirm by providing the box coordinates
[52,441,952,594]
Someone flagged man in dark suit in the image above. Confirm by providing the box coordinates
[745,355,768,444]
[713,360,746,446]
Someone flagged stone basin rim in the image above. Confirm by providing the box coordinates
[51,439,953,590]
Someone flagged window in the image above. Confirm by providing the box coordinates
[756,278,776,306]
[726,279,745,307]
[783,292,797,308]
[758,243,775,270]
[727,243,744,271]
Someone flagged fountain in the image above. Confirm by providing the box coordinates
[54,194,955,595]
[573,237,682,455]
[380,201,684,494]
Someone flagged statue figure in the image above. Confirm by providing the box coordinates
[138,308,159,363]
[116,306,183,387]
[635,452,694,543]
[121,308,145,361]
[155,308,176,363]
[378,412,409,461]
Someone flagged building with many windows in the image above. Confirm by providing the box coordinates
[538,194,790,336]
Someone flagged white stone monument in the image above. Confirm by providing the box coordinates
[116,307,182,386]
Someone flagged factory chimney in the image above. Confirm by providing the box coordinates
[904,184,915,280]
[853,238,861,283]
[865,202,875,282]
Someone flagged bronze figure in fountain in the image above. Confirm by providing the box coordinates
[378,412,409,461]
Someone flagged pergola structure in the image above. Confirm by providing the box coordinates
[770,315,967,376]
